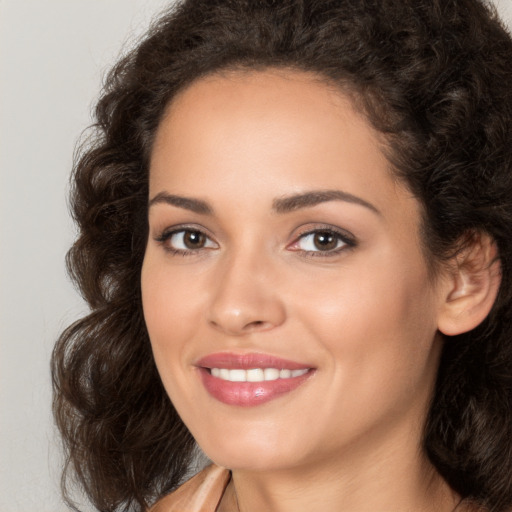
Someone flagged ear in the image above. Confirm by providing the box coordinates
[437,231,501,336]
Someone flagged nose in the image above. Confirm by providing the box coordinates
[207,251,286,336]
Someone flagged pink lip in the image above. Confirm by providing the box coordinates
[195,352,315,407]
[196,352,311,370]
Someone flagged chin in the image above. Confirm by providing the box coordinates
[198,432,303,472]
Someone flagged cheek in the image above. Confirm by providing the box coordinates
[141,254,201,367]
[142,247,206,320]
[297,254,434,332]
[291,251,439,389]
[141,256,206,417]
[292,266,439,447]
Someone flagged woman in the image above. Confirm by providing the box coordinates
[52,0,512,511]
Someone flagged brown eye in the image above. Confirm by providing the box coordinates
[289,228,354,256]
[159,228,218,254]
[312,231,338,251]
[183,230,206,249]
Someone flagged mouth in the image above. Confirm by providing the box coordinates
[209,367,309,382]
[196,352,315,407]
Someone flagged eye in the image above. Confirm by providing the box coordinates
[288,228,355,256]
[155,228,218,254]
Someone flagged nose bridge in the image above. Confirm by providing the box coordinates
[207,241,285,335]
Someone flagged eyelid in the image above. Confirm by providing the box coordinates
[153,224,219,254]
[287,224,356,256]
[151,222,355,257]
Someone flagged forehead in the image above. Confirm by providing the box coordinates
[153,68,376,150]
[163,68,350,124]
[149,69,417,222]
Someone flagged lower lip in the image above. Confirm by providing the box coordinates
[198,367,314,407]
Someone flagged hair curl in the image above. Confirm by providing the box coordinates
[52,0,512,510]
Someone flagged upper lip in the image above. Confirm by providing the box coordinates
[196,352,313,370]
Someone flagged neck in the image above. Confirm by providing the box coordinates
[221,422,459,512]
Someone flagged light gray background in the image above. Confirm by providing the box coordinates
[1,1,511,510]
[0,1,173,510]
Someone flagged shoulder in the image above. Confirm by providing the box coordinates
[148,464,231,512]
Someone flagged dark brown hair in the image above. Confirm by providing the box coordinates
[52,1,512,511]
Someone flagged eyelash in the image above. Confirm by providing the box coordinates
[154,225,356,258]
[154,226,217,256]
[288,226,356,258]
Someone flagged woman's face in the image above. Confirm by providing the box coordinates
[141,69,446,473]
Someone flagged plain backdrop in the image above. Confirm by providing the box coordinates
[1,1,511,511]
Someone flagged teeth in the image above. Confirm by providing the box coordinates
[247,368,264,382]
[229,369,246,382]
[209,367,309,382]
[264,368,279,381]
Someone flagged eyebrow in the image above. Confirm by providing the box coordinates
[148,189,380,216]
[272,190,380,215]
[148,192,213,215]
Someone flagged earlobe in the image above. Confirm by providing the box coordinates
[437,232,501,336]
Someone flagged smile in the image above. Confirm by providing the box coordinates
[210,368,309,382]
[196,353,315,406]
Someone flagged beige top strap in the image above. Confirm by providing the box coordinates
[149,464,231,512]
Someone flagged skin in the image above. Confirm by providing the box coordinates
[141,69,462,512]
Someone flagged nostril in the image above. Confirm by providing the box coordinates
[207,298,286,335]
[245,320,268,331]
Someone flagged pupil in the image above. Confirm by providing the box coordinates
[184,231,205,249]
[314,232,337,251]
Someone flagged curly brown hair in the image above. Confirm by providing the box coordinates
[52,0,512,511]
